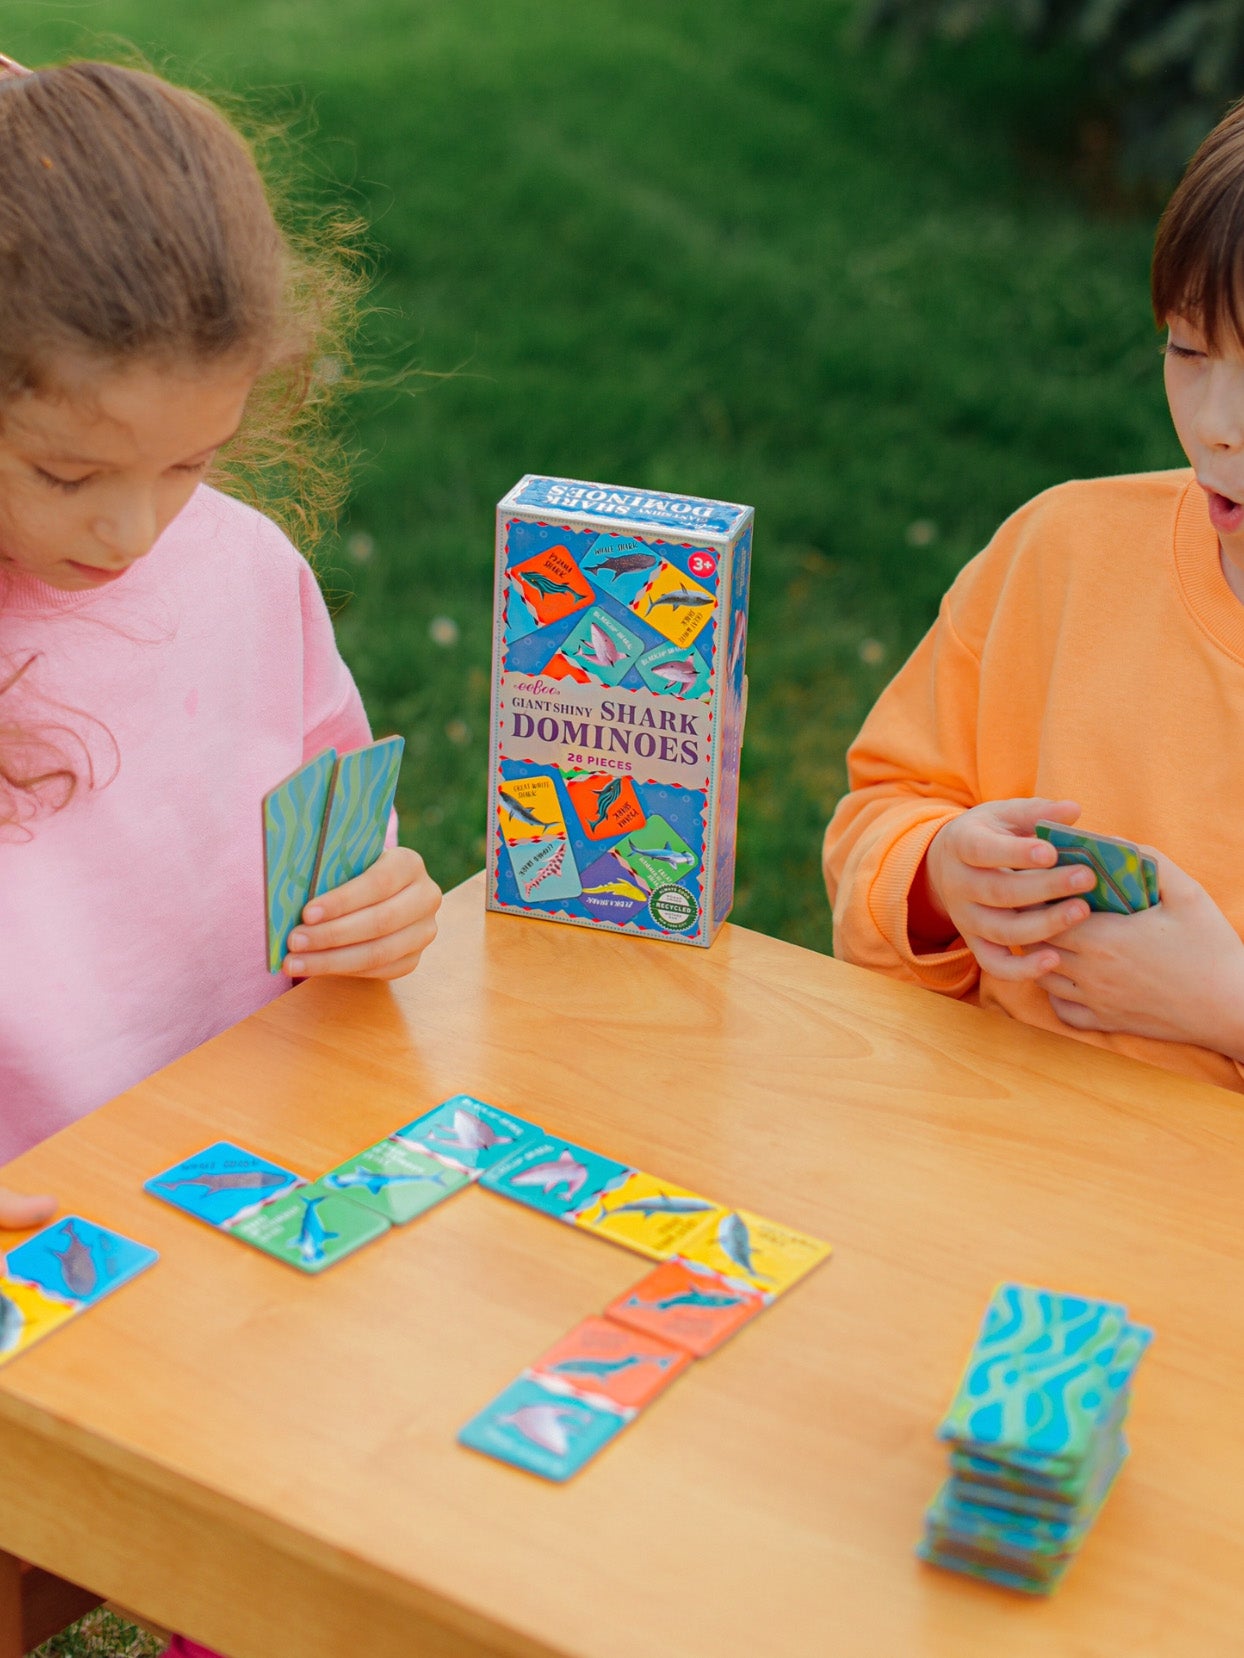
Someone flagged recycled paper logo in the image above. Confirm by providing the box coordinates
[648,884,700,933]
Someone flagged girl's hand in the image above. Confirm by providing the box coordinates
[1036,854,1244,1051]
[0,1187,55,1230]
[282,846,441,980]
[918,797,1098,979]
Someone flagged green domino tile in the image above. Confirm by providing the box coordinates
[320,1139,471,1224]
[228,1185,389,1273]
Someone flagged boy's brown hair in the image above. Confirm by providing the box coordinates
[1152,99,1244,348]
[0,59,363,823]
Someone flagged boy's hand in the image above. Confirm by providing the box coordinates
[1036,854,1244,1052]
[0,1187,55,1230]
[283,847,441,980]
[920,798,1097,979]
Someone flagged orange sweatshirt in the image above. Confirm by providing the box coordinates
[823,468,1244,1093]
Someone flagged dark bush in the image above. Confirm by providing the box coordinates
[861,0,1244,188]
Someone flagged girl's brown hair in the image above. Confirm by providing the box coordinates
[1152,99,1244,349]
[0,59,363,824]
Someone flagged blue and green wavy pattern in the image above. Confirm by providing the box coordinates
[938,1284,1150,1467]
[264,749,337,972]
[311,736,404,899]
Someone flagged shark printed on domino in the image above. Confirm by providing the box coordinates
[480,1133,631,1220]
[570,1169,726,1261]
[228,1184,390,1274]
[394,1095,545,1176]
[144,1141,304,1228]
[459,1373,632,1482]
[528,1315,691,1410]
[605,1257,768,1357]
[321,1136,473,1225]
[675,1207,833,1298]
[5,1216,159,1312]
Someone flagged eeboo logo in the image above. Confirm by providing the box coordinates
[647,884,700,933]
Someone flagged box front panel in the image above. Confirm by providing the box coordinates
[487,511,729,944]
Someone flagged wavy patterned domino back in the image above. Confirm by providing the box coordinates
[937,1284,1150,1470]
[263,749,338,973]
[311,736,405,900]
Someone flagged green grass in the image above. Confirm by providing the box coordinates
[13,0,1185,959]
[33,1608,162,1657]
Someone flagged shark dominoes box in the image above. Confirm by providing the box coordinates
[486,475,752,946]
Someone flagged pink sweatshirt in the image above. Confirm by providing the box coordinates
[0,486,376,1164]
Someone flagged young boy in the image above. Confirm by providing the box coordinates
[823,99,1244,1093]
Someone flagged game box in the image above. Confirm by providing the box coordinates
[486,475,753,946]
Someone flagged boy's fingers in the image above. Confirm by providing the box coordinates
[961,799,1082,870]
[1148,851,1199,903]
[965,897,1090,949]
[965,862,1095,910]
[993,797,1081,834]
[966,936,1061,981]
[957,821,1045,871]
[0,1188,56,1231]
[1034,969,1080,999]
[1048,995,1105,1031]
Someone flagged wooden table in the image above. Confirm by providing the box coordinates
[2,873,1243,1657]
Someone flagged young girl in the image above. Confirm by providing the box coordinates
[0,57,441,1652]
[0,48,444,1618]
[824,98,1244,1093]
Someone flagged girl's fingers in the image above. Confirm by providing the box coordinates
[0,1188,56,1231]
[356,951,429,981]
[285,916,438,979]
[302,846,429,925]
[287,881,439,956]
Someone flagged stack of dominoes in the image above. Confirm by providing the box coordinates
[919,1284,1151,1594]
[1034,821,1158,914]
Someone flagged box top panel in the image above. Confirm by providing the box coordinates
[502,475,751,538]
